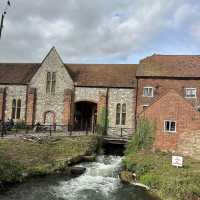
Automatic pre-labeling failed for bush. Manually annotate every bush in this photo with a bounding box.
[0,159,24,183]
[125,118,155,154]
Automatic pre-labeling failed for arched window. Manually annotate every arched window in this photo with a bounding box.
[115,103,127,125]
[116,103,121,125]
[11,99,16,119]
[16,99,21,119]
[121,103,126,125]
[46,72,56,95]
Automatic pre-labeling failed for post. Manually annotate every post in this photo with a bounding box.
[121,127,123,137]
[49,125,52,136]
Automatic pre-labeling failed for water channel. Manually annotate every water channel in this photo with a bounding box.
[0,155,158,200]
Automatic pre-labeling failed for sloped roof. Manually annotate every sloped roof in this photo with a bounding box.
[0,63,137,87]
[65,64,138,87]
[137,54,200,78]
[0,63,40,84]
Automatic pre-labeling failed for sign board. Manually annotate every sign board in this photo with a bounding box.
[172,156,183,167]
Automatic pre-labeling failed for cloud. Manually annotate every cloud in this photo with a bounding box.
[0,0,200,63]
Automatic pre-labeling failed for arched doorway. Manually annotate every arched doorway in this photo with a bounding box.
[43,111,55,125]
[74,101,97,132]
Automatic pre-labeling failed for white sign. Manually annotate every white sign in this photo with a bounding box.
[172,156,183,167]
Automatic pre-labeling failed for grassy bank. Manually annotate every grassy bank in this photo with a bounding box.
[0,136,98,189]
[123,151,200,200]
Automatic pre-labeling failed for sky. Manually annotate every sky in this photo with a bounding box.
[0,0,200,64]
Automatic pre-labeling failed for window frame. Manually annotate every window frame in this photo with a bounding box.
[115,103,127,126]
[164,120,176,133]
[143,87,154,97]
[121,103,126,125]
[185,88,197,98]
[46,71,56,96]
[143,104,149,110]
[116,103,121,125]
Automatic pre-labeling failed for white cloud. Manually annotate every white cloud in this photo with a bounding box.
[0,0,200,63]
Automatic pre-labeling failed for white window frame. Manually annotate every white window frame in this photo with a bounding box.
[143,104,149,110]
[143,87,154,97]
[185,88,197,98]
[164,120,176,133]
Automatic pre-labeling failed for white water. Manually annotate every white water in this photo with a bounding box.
[52,155,122,200]
[0,155,157,200]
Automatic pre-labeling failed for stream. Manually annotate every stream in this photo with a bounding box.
[0,155,158,200]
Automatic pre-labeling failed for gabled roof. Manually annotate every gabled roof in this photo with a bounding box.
[137,54,200,78]
[65,64,138,88]
[139,89,200,117]
[0,63,40,84]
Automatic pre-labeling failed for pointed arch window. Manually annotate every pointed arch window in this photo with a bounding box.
[121,104,126,125]
[16,99,21,119]
[11,99,16,119]
[11,99,21,119]
[116,103,121,125]
[46,72,56,95]
[116,103,127,125]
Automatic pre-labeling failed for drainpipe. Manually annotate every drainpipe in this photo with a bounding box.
[105,88,109,135]
[135,79,139,133]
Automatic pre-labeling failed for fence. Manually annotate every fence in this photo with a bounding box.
[0,123,133,138]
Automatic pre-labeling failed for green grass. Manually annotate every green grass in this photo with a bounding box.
[123,151,200,200]
[0,136,98,186]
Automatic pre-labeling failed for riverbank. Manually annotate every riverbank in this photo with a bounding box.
[123,151,200,200]
[0,135,98,190]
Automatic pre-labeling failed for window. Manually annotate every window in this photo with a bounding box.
[116,103,126,125]
[164,120,176,133]
[143,87,154,97]
[16,99,21,119]
[11,99,16,119]
[185,88,196,98]
[46,72,56,95]
[11,99,21,119]
[116,104,121,125]
[121,104,126,125]
[46,72,51,94]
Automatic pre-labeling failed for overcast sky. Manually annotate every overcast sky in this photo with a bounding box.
[0,0,200,63]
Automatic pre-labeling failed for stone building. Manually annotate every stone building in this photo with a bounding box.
[2,48,200,158]
[0,47,137,136]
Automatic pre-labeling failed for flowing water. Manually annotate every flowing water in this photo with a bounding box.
[0,156,158,200]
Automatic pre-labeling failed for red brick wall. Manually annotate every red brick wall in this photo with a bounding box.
[0,88,6,121]
[139,90,200,152]
[26,88,36,125]
[63,89,74,126]
[137,78,200,114]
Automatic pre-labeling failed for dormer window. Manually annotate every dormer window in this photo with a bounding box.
[143,87,154,97]
[46,72,56,95]
[185,88,196,98]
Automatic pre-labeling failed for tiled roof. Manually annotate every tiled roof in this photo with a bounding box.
[137,54,200,78]
[65,64,138,88]
[0,63,137,87]
[0,63,40,84]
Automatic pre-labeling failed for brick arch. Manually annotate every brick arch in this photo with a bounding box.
[43,110,56,125]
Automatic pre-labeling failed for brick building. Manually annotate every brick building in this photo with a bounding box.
[1,48,200,158]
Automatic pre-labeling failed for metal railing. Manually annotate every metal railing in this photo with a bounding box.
[0,123,133,138]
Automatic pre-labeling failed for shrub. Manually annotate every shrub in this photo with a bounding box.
[125,118,155,154]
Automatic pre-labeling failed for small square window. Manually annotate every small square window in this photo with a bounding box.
[164,120,176,133]
[185,88,196,98]
[143,87,154,97]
